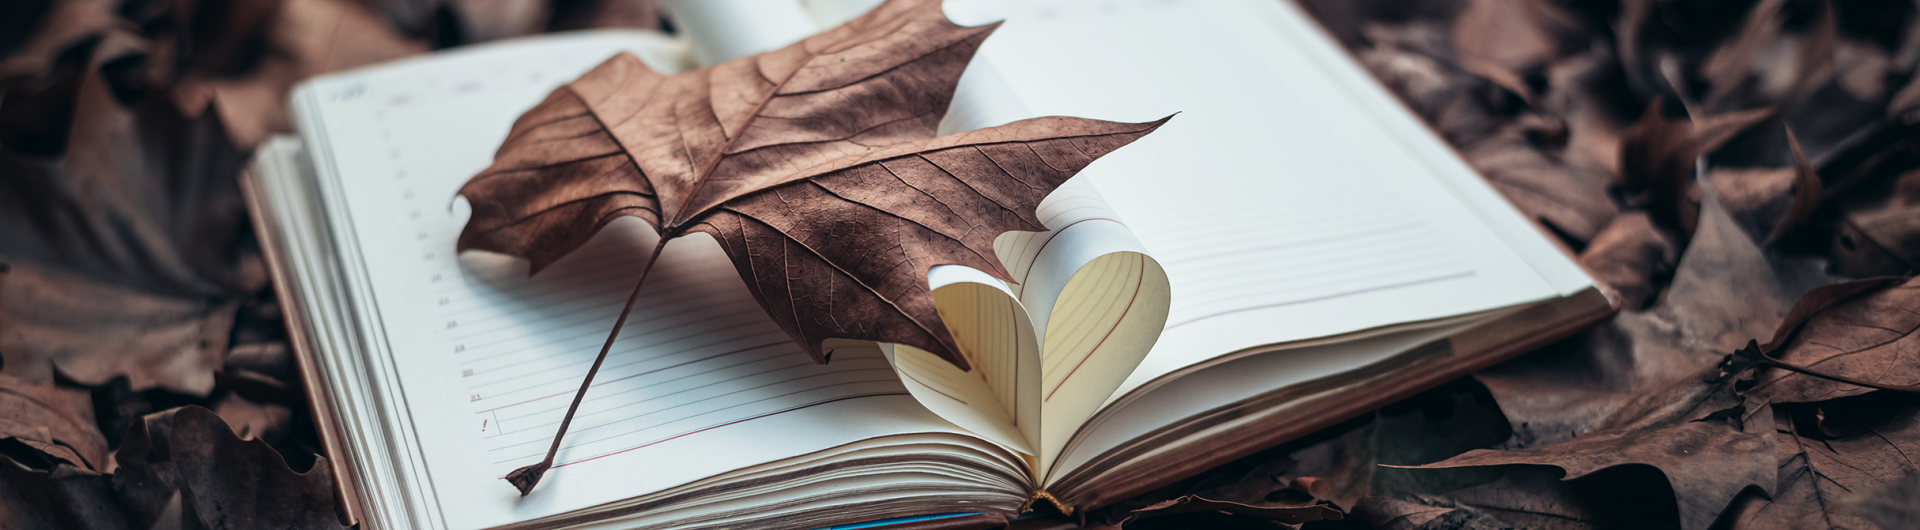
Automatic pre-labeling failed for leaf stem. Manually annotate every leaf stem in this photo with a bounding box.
[505,237,672,495]
[1740,340,1920,395]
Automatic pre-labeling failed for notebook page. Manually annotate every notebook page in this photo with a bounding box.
[795,0,1174,475]
[292,32,983,530]
[942,0,1586,396]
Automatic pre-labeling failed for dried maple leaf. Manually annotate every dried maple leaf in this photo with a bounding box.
[1477,192,1836,448]
[458,0,1161,367]
[1618,98,1773,239]
[1702,129,1820,248]
[457,0,1164,493]
[0,372,109,472]
[1845,470,1920,530]
[0,455,125,530]
[1116,496,1342,527]
[167,0,426,148]
[113,406,344,530]
[1450,0,1586,102]
[1721,403,1920,529]
[1401,369,1777,530]
[1748,276,1920,404]
[0,32,255,395]
[1576,211,1676,309]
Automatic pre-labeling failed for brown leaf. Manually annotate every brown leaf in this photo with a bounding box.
[440,0,550,43]
[1118,496,1341,527]
[1478,193,1836,448]
[0,456,128,530]
[1722,403,1920,529]
[1351,496,1518,530]
[546,0,658,32]
[1618,98,1773,238]
[456,0,1164,367]
[1845,471,1920,530]
[1352,496,1458,530]
[1749,276,1920,404]
[0,40,255,393]
[0,0,118,82]
[1697,0,1837,114]
[1400,390,1775,530]
[112,406,344,530]
[1438,466,1612,529]
[1829,167,1920,276]
[1450,0,1585,102]
[0,372,109,472]
[1577,211,1677,309]
[1465,125,1620,248]
[171,0,426,148]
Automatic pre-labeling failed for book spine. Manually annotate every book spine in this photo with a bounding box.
[240,157,366,527]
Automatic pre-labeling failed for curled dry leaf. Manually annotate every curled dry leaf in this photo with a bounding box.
[1464,125,1620,248]
[1829,167,1920,276]
[1701,130,1820,249]
[1844,471,1920,530]
[457,0,1165,367]
[0,372,109,473]
[169,0,427,148]
[0,456,127,530]
[1749,276,1920,404]
[1450,0,1585,102]
[1617,98,1773,239]
[0,0,117,83]
[1117,496,1342,527]
[0,34,255,394]
[1401,378,1776,530]
[112,406,343,530]
[1437,466,1613,529]
[1697,0,1837,114]
[1477,193,1834,448]
[1351,495,1517,530]
[1722,403,1920,529]
[546,0,659,32]
[1576,211,1676,309]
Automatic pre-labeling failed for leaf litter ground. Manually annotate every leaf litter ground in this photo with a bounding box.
[7,0,1920,528]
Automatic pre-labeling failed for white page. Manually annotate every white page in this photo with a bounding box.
[291,32,994,530]
[939,0,1588,396]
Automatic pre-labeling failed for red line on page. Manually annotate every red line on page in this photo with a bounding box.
[1045,254,1145,402]
[1016,217,1125,297]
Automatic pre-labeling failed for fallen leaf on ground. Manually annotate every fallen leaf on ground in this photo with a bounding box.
[1829,167,1920,276]
[1476,192,1833,448]
[0,38,254,393]
[1464,125,1620,248]
[456,0,1164,368]
[1402,374,1776,530]
[547,0,658,32]
[1352,495,1519,530]
[1722,400,1920,529]
[1577,211,1676,309]
[0,372,109,472]
[1844,470,1920,530]
[0,456,127,530]
[169,0,427,148]
[1450,0,1585,102]
[113,406,343,530]
[1117,496,1341,528]
[1749,276,1920,404]
[1617,98,1773,239]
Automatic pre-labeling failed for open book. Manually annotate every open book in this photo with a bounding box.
[242,0,1615,529]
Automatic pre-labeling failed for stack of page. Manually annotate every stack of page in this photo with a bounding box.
[241,0,1614,528]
